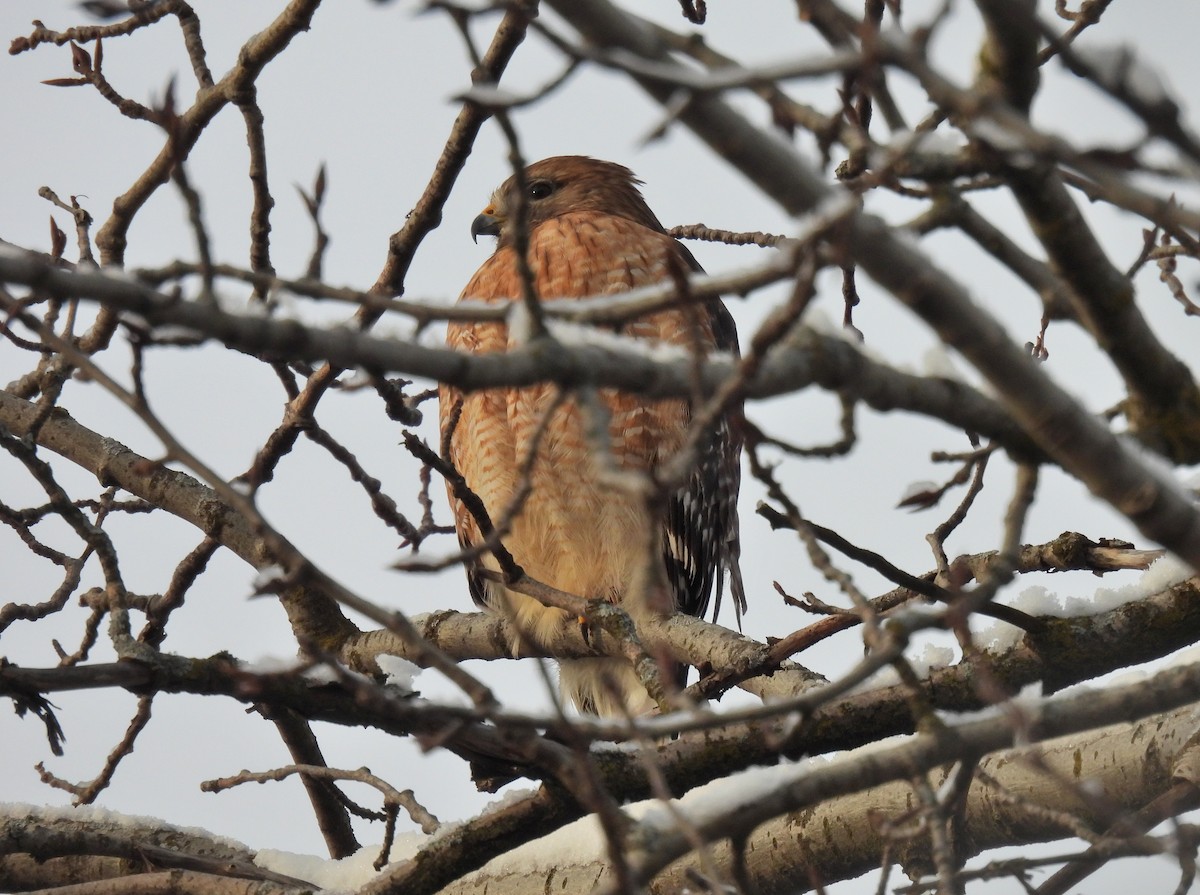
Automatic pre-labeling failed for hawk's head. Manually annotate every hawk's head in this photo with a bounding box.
[471,156,664,247]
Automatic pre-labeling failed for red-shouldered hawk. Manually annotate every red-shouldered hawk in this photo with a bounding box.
[440,156,743,716]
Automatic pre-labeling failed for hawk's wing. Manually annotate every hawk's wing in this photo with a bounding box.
[661,244,744,626]
[441,289,515,611]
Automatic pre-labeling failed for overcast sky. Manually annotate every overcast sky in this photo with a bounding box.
[3,2,1199,892]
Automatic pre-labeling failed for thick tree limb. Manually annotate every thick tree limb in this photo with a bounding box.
[0,251,1043,458]
[0,805,313,891]
[443,698,1200,895]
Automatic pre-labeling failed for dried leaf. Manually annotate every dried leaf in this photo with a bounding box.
[49,216,66,259]
[69,41,92,75]
[295,184,317,218]
[159,74,177,123]
[897,481,943,511]
[314,163,327,204]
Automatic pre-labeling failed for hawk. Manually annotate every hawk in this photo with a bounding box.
[440,156,743,716]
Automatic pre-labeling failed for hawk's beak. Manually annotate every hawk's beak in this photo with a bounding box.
[471,208,504,243]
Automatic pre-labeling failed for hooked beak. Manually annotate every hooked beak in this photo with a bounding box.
[470,209,504,243]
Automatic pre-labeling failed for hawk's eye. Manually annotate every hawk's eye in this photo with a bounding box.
[527,180,557,200]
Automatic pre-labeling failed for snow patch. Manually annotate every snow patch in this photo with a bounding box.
[256,833,425,891]
[970,119,1035,167]
[0,802,246,852]
[921,344,964,380]
[252,564,286,591]
[854,642,956,692]
[899,480,939,503]
[239,655,303,674]
[375,654,421,694]
[977,555,1195,651]
[238,655,340,685]
[1075,44,1169,107]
